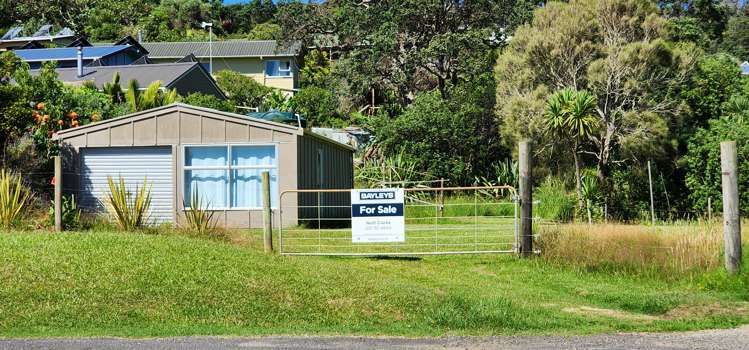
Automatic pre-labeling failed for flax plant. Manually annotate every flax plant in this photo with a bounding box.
[183,189,218,236]
[0,169,32,228]
[105,176,152,230]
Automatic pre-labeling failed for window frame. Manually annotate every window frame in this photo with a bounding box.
[264,59,293,78]
[182,143,279,210]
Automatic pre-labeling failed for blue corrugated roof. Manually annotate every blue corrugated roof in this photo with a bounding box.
[13,45,130,62]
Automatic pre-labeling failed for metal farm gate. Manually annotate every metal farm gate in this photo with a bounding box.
[278,186,519,256]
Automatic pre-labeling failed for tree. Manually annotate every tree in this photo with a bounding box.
[214,70,270,109]
[680,53,742,131]
[684,116,749,214]
[246,22,281,40]
[496,0,697,200]
[544,88,598,211]
[279,0,532,104]
[722,14,749,60]
[371,78,505,184]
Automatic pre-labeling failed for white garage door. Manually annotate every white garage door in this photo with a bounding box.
[80,147,173,224]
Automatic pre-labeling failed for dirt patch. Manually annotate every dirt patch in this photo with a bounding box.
[663,302,749,320]
[562,306,660,322]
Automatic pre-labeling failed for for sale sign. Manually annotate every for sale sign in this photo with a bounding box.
[351,188,405,243]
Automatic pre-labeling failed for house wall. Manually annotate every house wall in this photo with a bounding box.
[150,56,298,93]
[168,66,224,98]
[296,134,354,226]
[57,106,302,228]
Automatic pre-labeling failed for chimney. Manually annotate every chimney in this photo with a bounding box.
[76,46,83,77]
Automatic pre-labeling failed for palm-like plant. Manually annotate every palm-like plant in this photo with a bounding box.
[102,72,124,103]
[104,176,152,230]
[0,170,32,228]
[545,88,599,214]
[125,80,178,112]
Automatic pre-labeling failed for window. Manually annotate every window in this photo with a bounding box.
[184,145,277,209]
[265,60,292,77]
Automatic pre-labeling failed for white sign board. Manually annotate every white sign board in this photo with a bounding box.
[351,188,405,243]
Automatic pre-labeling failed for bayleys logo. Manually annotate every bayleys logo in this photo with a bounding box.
[359,191,395,200]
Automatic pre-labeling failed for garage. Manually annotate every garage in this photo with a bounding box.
[80,147,174,223]
[53,103,354,228]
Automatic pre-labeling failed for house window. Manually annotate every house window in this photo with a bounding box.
[184,145,278,209]
[265,60,292,77]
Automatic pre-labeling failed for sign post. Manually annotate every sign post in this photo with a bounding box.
[351,188,405,243]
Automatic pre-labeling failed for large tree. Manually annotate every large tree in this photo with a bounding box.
[496,0,697,200]
[279,0,534,104]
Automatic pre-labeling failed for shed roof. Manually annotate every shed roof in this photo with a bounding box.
[141,40,301,58]
[52,103,355,151]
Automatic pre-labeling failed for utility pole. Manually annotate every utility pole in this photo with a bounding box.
[720,141,741,274]
[519,140,533,257]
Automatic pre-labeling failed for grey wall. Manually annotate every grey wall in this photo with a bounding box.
[296,133,354,226]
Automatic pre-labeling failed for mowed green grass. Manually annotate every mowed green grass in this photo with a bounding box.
[0,230,748,338]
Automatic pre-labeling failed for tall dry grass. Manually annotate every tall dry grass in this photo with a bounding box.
[537,222,733,276]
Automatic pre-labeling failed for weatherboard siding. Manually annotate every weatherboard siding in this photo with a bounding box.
[57,105,305,228]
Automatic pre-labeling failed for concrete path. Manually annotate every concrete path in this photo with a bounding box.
[2,325,748,350]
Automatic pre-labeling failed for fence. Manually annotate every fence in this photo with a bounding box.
[278,186,519,256]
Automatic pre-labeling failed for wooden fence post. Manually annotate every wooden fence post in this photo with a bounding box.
[519,140,533,257]
[262,171,273,253]
[54,155,62,232]
[438,178,445,217]
[648,160,656,226]
[720,141,741,274]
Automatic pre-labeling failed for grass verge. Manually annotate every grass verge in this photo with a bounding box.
[0,230,747,338]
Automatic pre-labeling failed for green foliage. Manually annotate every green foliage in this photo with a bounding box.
[180,93,235,112]
[722,14,749,60]
[102,72,125,104]
[371,84,504,185]
[263,89,293,112]
[534,176,575,222]
[104,176,153,231]
[246,22,281,40]
[183,189,218,237]
[125,80,178,112]
[684,117,749,214]
[355,150,420,188]
[496,0,696,217]
[291,87,341,127]
[300,49,334,88]
[141,0,218,41]
[681,53,743,130]
[215,70,270,108]
[0,169,32,228]
[48,195,81,230]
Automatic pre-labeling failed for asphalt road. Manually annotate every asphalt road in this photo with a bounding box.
[2,325,749,350]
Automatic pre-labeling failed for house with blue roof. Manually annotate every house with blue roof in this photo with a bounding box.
[13,44,148,69]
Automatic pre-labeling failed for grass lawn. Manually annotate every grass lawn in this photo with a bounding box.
[0,230,748,338]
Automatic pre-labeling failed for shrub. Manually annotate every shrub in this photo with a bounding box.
[215,70,270,108]
[47,194,81,230]
[104,176,152,230]
[534,176,575,222]
[181,93,235,112]
[0,169,32,228]
[183,189,218,237]
[291,87,342,127]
